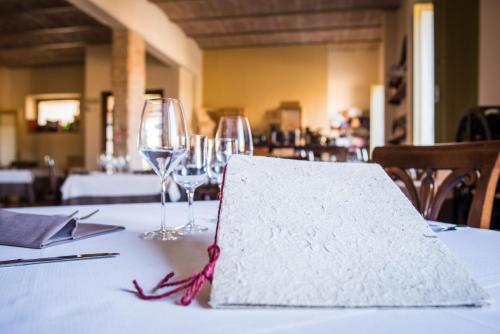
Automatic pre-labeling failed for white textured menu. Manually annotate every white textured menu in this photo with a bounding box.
[209,156,489,308]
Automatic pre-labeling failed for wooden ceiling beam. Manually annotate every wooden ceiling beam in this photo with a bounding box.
[187,23,381,38]
[0,6,78,19]
[168,7,386,23]
[0,42,86,55]
[154,0,203,2]
[153,0,400,21]
[0,56,84,67]
[196,25,381,49]
[0,1,109,66]
[202,38,382,50]
[0,26,108,43]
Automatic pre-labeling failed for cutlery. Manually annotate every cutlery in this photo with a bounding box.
[0,252,119,268]
[67,209,100,221]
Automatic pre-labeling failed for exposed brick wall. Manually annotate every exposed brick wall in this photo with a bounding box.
[111,29,145,168]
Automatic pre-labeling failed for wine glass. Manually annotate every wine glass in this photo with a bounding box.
[208,138,238,189]
[138,98,188,241]
[215,116,253,155]
[173,135,209,234]
[98,153,114,175]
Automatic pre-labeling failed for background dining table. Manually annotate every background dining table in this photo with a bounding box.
[60,172,181,204]
[0,169,35,203]
[0,201,499,334]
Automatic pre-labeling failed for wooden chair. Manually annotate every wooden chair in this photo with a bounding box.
[372,141,500,229]
[455,105,500,141]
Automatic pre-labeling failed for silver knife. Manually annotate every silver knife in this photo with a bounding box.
[0,253,120,268]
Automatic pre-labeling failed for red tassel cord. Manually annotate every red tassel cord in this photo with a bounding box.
[133,166,227,305]
[133,244,220,305]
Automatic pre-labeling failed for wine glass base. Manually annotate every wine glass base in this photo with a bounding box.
[139,229,180,241]
[175,223,208,235]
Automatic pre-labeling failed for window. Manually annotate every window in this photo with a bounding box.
[36,99,80,131]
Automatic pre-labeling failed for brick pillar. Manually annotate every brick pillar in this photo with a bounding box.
[111,29,145,169]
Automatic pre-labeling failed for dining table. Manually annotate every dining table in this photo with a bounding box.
[0,201,499,334]
[60,172,181,204]
[0,169,34,203]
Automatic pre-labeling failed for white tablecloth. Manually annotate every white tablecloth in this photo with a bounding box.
[60,172,181,201]
[0,170,33,184]
[0,201,499,334]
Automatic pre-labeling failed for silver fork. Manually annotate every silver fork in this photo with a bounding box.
[67,209,100,221]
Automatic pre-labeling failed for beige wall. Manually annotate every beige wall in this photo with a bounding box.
[203,45,329,131]
[327,45,382,117]
[0,45,178,171]
[479,0,500,105]
[0,65,84,170]
[178,67,196,129]
[147,59,179,97]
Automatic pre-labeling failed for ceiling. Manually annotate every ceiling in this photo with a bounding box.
[0,0,402,67]
[151,0,401,49]
[0,0,111,67]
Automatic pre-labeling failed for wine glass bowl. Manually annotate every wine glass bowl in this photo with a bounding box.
[215,116,253,156]
[138,98,188,241]
[207,138,238,189]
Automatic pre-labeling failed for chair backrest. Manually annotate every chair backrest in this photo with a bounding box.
[455,105,500,141]
[372,141,500,229]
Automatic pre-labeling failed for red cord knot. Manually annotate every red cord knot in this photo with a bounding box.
[132,244,221,305]
[204,244,220,279]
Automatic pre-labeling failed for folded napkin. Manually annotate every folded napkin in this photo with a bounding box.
[0,210,124,249]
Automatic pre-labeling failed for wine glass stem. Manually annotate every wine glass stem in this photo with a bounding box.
[187,189,195,228]
[160,179,167,233]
